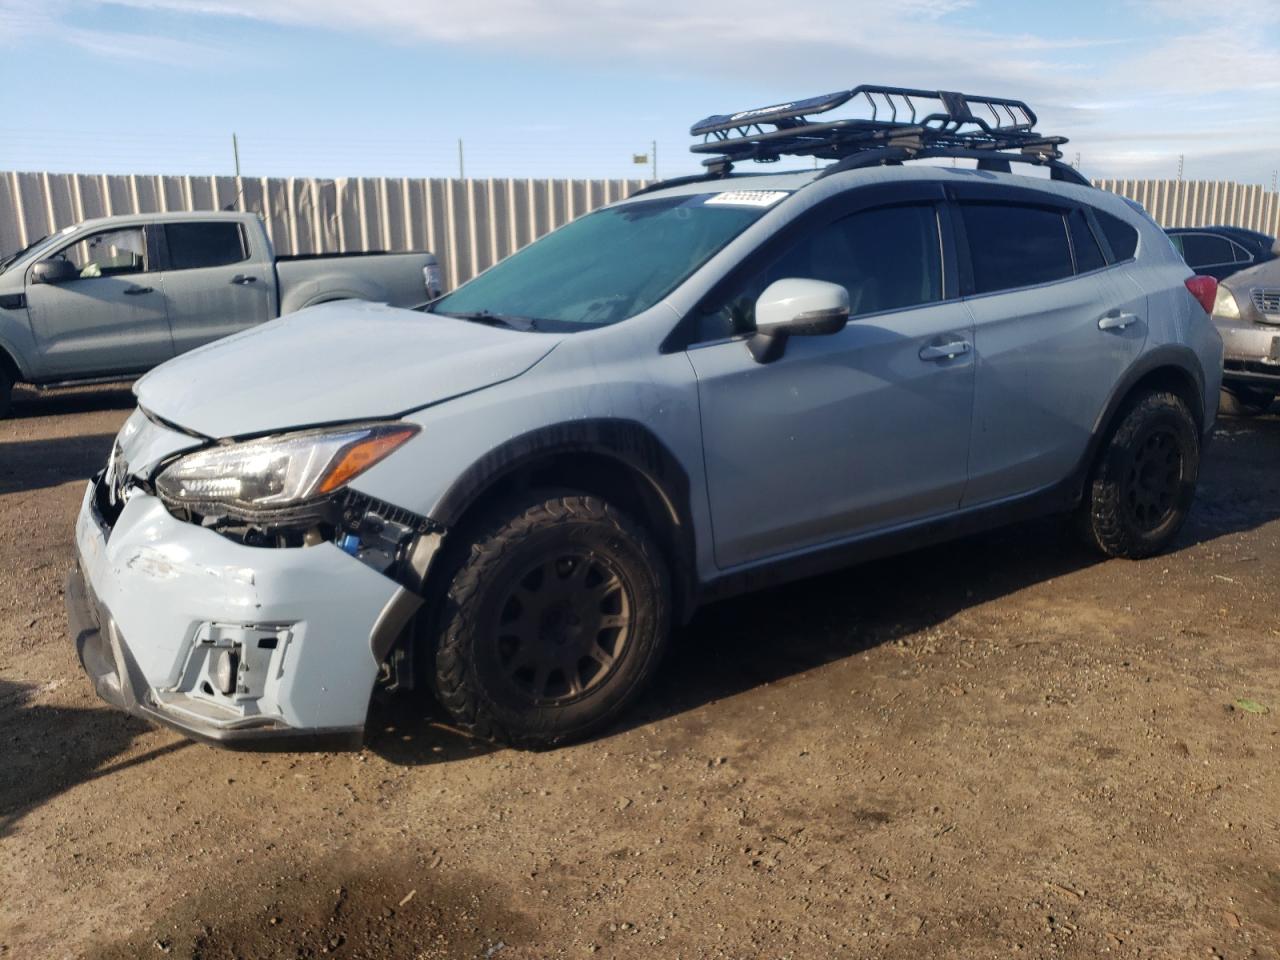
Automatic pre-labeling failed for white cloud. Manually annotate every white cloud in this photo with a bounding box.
[1,0,1276,181]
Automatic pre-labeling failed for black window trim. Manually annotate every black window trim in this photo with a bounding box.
[666,181,955,352]
[157,220,250,272]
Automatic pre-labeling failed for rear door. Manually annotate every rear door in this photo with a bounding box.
[686,185,976,569]
[953,184,1148,506]
[24,224,173,378]
[160,220,272,355]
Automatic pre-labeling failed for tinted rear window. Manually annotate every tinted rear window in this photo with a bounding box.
[1095,210,1139,261]
[165,222,248,270]
[961,203,1073,294]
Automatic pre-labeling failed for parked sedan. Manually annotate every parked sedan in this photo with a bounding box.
[1166,225,1277,281]
[1211,252,1280,415]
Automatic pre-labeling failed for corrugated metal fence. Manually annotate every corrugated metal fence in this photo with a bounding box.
[3,171,1277,289]
[1094,179,1280,236]
[0,172,648,291]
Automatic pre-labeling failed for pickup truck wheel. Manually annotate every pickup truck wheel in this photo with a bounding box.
[1218,385,1274,418]
[0,368,12,419]
[1077,390,1199,559]
[432,492,671,749]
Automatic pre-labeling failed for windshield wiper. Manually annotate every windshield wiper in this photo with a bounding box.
[433,309,540,331]
[0,235,47,274]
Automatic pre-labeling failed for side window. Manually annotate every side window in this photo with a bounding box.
[1230,240,1253,264]
[961,202,1073,294]
[165,222,248,270]
[1179,233,1235,269]
[701,203,942,339]
[1068,209,1106,273]
[57,227,147,279]
[1094,210,1139,261]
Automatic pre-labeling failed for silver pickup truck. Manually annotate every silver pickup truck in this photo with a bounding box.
[0,210,442,416]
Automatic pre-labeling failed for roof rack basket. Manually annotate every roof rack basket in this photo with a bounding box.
[688,84,1086,184]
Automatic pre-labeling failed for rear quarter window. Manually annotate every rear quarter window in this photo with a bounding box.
[1094,210,1139,262]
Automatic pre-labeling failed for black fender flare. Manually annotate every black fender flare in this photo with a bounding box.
[1067,344,1207,502]
[432,418,699,618]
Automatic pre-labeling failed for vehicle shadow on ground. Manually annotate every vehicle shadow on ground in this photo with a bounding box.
[0,433,114,494]
[0,679,190,838]
[9,384,135,419]
[364,694,499,766]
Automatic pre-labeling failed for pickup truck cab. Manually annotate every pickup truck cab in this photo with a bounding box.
[0,211,441,415]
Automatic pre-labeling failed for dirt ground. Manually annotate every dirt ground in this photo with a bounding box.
[1,383,1277,960]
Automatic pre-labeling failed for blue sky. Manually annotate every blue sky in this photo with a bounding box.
[0,0,1277,184]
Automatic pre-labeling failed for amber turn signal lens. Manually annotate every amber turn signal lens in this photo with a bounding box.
[317,427,418,494]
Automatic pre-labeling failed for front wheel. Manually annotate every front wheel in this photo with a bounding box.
[431,492,671,748]
[1076,391,1200,559]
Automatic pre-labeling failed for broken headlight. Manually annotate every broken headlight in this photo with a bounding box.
[154,422,419,518]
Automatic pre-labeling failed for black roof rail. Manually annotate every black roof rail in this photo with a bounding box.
[690,84,1084,183]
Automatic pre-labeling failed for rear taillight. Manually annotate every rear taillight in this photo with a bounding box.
[1185,275,1217,314]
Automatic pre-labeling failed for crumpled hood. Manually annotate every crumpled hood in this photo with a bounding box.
[135,301,563,438]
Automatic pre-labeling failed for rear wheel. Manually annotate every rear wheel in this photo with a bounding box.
[1218,385,1274,418]
[1077,390,1200,559]
[0,367,11,419]
[431,492,671,748]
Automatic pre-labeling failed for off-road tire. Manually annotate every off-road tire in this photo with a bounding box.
[1218,385,1273,418]
[1077,390,1199,559]
[432,492,671,749]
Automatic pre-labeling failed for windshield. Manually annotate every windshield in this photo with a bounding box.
[429,191,784,329]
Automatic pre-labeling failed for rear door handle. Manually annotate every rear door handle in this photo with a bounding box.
[1098,312,1139,331]
[230,274,258,285]
[123,285,153,295]
[919,340,971,362]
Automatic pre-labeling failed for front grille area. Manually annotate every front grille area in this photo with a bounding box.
[1251,288,1280,315]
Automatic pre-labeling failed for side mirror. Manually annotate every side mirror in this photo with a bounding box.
[749,278,850,363]
[31,258,79,285]
[1272,237,1280,257]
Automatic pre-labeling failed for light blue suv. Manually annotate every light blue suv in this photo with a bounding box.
[67,87,1223,749]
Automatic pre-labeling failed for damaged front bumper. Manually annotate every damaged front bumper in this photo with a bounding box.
[67,479,426,748]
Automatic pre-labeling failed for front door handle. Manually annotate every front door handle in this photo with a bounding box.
[230,274,258,285]
[1098,312,1139,331]
[123,285,153,295]
[919,340,971,362]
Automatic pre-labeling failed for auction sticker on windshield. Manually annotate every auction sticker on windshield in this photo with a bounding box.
[704,191,790,207]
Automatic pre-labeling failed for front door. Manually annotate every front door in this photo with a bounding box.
[25,225,173,379]
[686,197,975,570]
